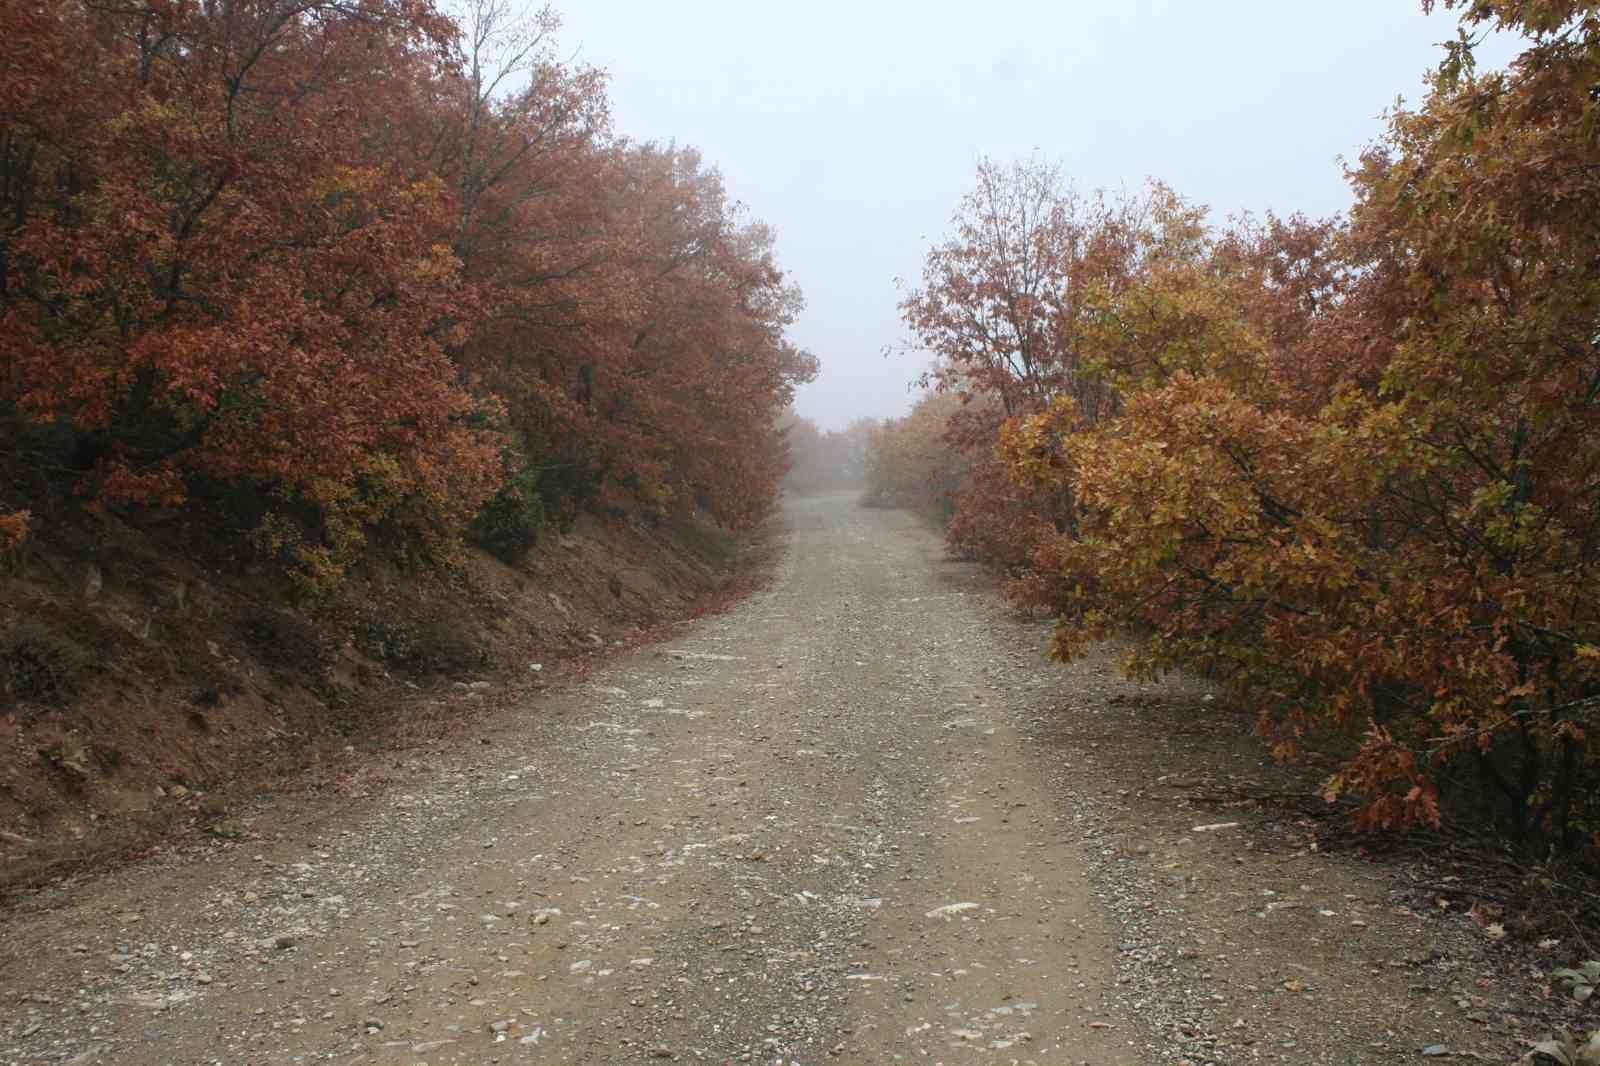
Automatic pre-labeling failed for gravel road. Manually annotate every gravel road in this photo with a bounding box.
[0,493,1522,1065]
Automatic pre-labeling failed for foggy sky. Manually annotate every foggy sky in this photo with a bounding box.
[554,2,1519,431]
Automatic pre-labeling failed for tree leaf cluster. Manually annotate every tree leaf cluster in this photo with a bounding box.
[878,4,1600,854]
[0,0,816,586]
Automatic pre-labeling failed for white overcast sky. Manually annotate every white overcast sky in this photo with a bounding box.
[553,1,1519,430]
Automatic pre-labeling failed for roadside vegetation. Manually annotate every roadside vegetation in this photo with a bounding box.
[868,0,1600,867]
[0,0,814,882]
[0,0,816,593]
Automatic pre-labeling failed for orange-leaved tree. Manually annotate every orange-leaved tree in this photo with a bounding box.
[1,0,504,586]
[991,1,1600,849]
[894,158,1191,573]
[2,0,814,583]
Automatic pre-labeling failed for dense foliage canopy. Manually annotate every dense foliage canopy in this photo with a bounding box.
[871,1,1600,853]
[0,0,816,585]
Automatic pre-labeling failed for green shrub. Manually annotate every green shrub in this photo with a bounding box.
[470,444,546,562]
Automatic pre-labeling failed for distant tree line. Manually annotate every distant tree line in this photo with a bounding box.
[779,411,876,496]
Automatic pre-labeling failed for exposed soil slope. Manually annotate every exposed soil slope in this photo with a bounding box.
[2,504,757,889]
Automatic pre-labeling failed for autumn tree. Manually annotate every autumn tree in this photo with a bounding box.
[895,160,1186,570]
[1,0,813,583]
[983,2,1600,849]
[1,0,506,586]
[900,157,1152,422]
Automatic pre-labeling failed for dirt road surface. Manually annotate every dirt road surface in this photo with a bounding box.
[1,494,1519,1065]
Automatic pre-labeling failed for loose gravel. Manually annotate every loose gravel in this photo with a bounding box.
[0,493,1524,1065]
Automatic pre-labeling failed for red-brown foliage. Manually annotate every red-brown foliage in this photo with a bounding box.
[1,0,814,585]
[878,6,1600,854]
